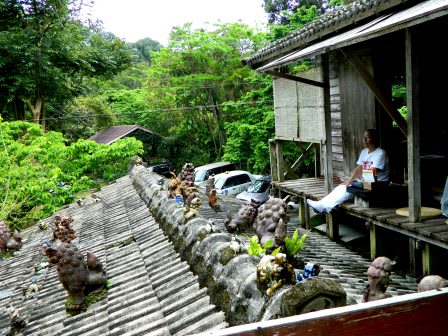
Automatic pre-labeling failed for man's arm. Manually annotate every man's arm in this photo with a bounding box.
[341,165,362,185]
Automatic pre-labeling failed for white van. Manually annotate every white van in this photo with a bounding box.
[213,170,261,196]
[194,162,236,186]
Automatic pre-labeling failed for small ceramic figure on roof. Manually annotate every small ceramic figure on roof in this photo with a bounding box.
[53,215,76,243]
[44,243,107,310]
[362,256,392,302]
[418,275,448,292]
[0,221,22,252]
[256,253,296,296]
[224,198,260,233]
[208,189,222,212]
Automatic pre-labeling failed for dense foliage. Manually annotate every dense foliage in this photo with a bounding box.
[0,119,143,230]
[0,0,329,230]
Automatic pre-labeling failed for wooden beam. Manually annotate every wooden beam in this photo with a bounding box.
[290,143,314,172]
[405,28,422,223]
[265,70,329,88]
[341,47,408,137]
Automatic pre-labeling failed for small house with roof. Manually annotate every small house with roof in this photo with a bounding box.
[89,125,167,162]
[244,0,448,278]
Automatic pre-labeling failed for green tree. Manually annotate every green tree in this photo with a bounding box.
[145,22,268,167]
[0,119,143,230]
[0,0,134,126]
[131,37,163,64]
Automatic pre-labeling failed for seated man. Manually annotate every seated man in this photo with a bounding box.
[307,129,389,213]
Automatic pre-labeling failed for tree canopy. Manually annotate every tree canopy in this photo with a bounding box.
[0,0,134,125]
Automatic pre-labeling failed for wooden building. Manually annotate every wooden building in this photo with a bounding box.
[244,0,448,277]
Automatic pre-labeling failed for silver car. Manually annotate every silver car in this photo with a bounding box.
[236,175,271,204]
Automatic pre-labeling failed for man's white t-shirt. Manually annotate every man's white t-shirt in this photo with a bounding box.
[356,147,389,182]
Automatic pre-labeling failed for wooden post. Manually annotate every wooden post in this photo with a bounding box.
[408,238,422,278]
[369,222,377,260]
[321,54,333,193]
[314,142,321,177]
[405,28,422,223]
[276,140,285,182]
[326,213,338,241]
[269,139,278,182]
[421,242,431,276]
[299,198,307,228]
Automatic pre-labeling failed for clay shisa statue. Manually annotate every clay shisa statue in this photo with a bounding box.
[208,189,222,212]
[418,275,448,292]
[168,172,182,198]
[0,221,22,252]
[184,197,201,223]
[184,187,198,208]
[53,215,76,243]
[44,242,107,309]
[179,163,195,183]
[205,175,215,196]
[256,252,297,295]
[255,197,288,250]
[362,256,392,302]
[225,198,261,233]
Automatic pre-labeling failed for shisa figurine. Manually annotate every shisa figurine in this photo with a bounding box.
[205,175,215,196]
[256,253,297,295]
[44,242,107,309]
[179,163,195,183]
[208,189,222,212]
[184,198,201,223]
[362,256,392,302]
[168,172,182,198]
[0,221,22,252]
[184,187,198,208]
[418,275,448,292]
[255,197,288,245]
[224,198,261,233]
[53,215,76,243]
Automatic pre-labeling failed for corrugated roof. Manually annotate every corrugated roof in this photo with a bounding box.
[257,0,448,71]
[89,125,160,145]
[243,0,412,68]
[0,177,227,336]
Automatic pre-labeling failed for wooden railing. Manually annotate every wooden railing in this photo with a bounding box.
[194,288,448,336]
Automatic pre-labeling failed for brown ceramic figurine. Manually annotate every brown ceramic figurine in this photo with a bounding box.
[256,253,297,295]
[0,221,22,252]
[362,256,392,302]
[255,197,288,245]
[418,275,448,292]
[179,163,195,182]
[224,198,261,233]
[44,243,107,309]
[53,215,76,243]
[208,189,222,212]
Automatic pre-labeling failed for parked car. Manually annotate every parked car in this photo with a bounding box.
[194,162,236,186]
[212,170,262,196]
[236,175,272,204]
[147,162,174,178]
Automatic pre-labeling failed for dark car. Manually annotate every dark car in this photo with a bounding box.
[236,175,272,204]
[147,162,174,178]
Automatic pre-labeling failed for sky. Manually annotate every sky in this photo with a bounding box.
[83,0,268,46]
